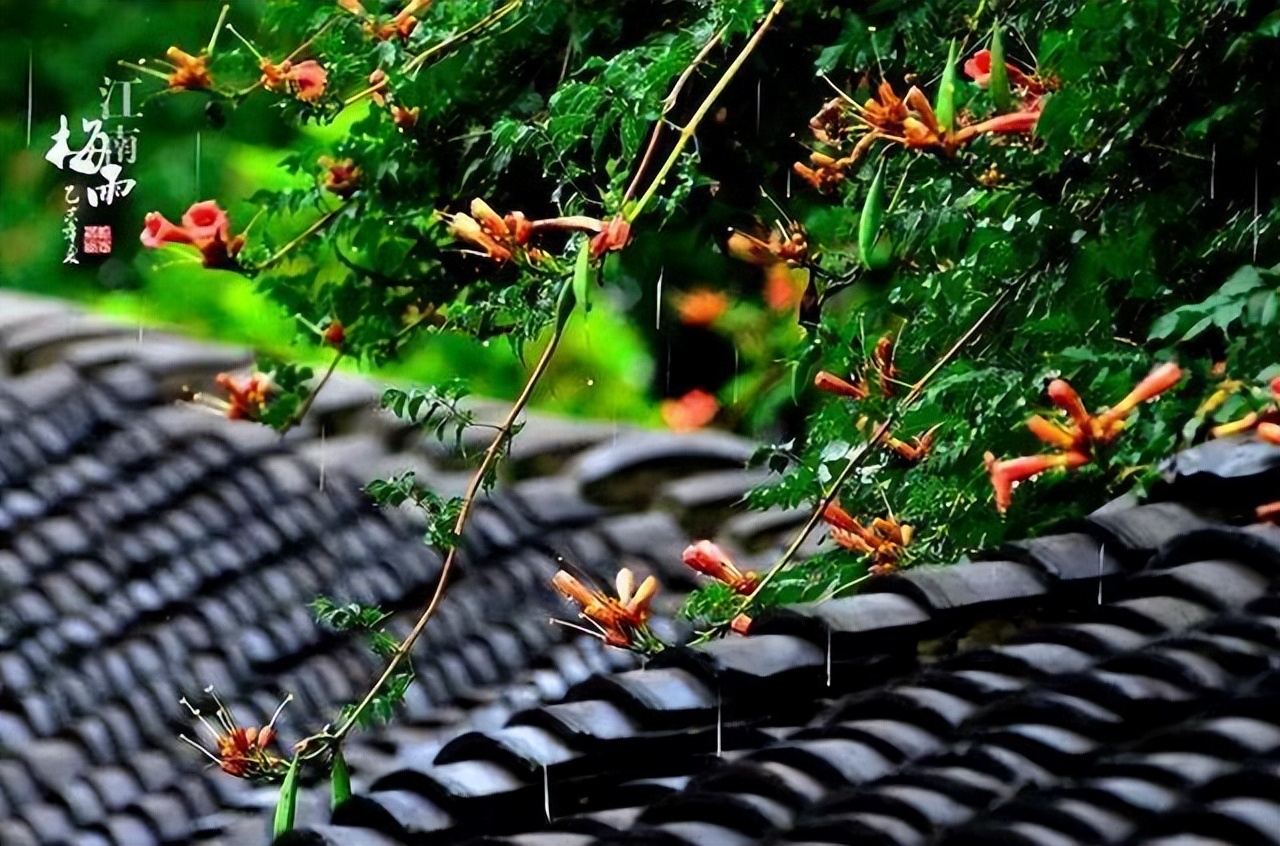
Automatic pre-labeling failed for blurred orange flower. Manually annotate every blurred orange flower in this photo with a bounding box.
[675,289,728,327]
[661,389,719,431]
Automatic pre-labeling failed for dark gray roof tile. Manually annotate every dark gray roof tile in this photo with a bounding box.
[1086,502,1214,558]
[689,634,824,681]
[623,820,752,846]
[1159,436,1280,509]
[751,739,896,788]
[797,718,942,763]
[1127,559,1271,611]
[17,803,76,846]
[1206,798,1280,845]
[330,789,454,840]
[755,592,931,650]
[509,700,642,746]
[436,726,579,773]
[566,668,716,723]
[574,430,752,504]
[275,823,406,846]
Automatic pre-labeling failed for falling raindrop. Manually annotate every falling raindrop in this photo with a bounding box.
[715,689,722,758]
[655,267,664,330]
[826,627,832,687]
[786,166,792,199]
[195,132,201,195]
[543,764,551,822]
[1252,167,1259,262]
[1209,144,1216,200]
[732,348,740,404]
[586,378,594,387]
[1097,543,1106,605]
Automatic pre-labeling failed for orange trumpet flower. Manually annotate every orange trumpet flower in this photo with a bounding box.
[814,370,869,400]
[985,450,1090,514]
[682,541,759,595]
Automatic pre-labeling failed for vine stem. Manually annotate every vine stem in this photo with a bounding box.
[620,23,728,207]
[330,290,571,741]
[276,350,345,436]
[404,0,523,75]
[726,288,1013,620]
[626,0,787,223]
[257,206,344,270]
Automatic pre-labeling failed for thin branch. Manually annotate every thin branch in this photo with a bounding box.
[257,206,345,270]
[276,351,345,436]
[284,15,338,63]
[403,0,523,75]
[528,215,606,235]
[727,288,1013,617]
[626,0,787,223]
[621,24,728,206]
[330,288,571,740]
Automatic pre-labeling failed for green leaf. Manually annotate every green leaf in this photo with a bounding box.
[273,755,301,838]
[935,40,960,134]
[1148,310,1183,341]
[989,25,1014,112]
[1260,290,1280,326]
[330,750,351,811]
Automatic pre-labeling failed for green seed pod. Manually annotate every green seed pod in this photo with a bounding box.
[859,159,890,270]
[935,40,960,135]
[989,24,1014,113]
[572,236,592,315]
[330,749,351,811]
[273,755,301,838]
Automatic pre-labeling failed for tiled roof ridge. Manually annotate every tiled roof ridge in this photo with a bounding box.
[3,290,1279,846]
[0,291,746,846]
[274,446,1280,842]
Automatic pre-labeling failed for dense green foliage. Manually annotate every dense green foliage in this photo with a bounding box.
[43,0,1278,619]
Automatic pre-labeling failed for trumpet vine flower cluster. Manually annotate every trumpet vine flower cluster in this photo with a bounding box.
[813,335,938,464]
[197,372,275,421]
[821,502,913,574]
[796,45,1048,191]
[725,223,810,312]
[1208,375,1280,446]
[985,362,1184,513]
[446,199,633,265]
[180,688,291,779]
[551,568,660,651]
